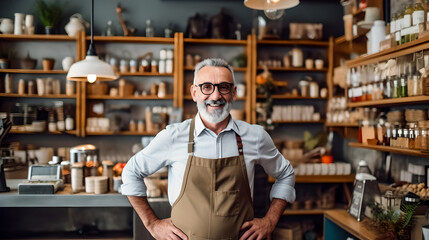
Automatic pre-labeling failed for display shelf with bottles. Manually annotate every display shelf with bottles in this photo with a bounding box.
[349,142,429,157]
[80,33,179,137]
[0,33,83,136]
[180,34,253,122]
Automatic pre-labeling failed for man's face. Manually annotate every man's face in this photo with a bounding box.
[191,66,236,123]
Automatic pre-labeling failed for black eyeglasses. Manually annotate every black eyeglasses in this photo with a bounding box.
[195,82,234,95]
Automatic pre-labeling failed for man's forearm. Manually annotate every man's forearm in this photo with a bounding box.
[264,198,287,229]
[127,196,160,229]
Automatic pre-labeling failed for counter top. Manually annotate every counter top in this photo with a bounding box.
[324,209,390,240]
[0,184,168,208]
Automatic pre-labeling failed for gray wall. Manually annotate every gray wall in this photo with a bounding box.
[1,0,343,39]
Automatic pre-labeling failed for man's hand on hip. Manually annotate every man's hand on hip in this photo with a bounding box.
[239,217,275,240]
[147,218,188,240]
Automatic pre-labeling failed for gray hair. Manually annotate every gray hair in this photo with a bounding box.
[193,58,235,85]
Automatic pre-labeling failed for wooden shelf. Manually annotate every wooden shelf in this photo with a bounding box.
[87,94,174,100]
[257,95,327,100]
[119,72,173,76]
[86,131,157,136]
[184,38,247,45]
[0,93,76,99]
[257,66,328,72]
[284,206,348,215]
[10,130,77,135]
[349,142,429,157]
[272,120,325,124]
[184,66,247,72]
[257,39,329,47]
[325,122,359,127]
[0,69,67,74]
[269,174,355,183]
[346,35,429,67]
[346,96,429,108]
[89,36,174,44]
[0,34,77,41]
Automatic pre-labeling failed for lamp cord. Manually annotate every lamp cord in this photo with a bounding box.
[87,0,97,56]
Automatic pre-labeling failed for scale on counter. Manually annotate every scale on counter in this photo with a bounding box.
[18,165,64,194]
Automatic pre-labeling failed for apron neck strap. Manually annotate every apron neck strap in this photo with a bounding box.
[188,117,243,156]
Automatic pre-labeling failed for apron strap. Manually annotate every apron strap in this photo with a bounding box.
[188,116,243,155]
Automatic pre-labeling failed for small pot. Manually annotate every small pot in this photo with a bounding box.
[44,26,55,35]
[42,59,55,71]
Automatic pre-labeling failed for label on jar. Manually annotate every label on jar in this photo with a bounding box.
[390,19,396,33]
[395,31,401,41]
[403,14,412,28]
[396,17,402,31]
[413,10,424,25]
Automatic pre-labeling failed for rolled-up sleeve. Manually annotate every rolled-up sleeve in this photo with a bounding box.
[121,127,172,196]
[257,129,296,203]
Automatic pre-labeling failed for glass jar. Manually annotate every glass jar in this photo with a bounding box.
[398,75,408,97]
[384,124,391,146]
[392,77,399,98]
[421,128,428,150]
[402,4,414,44]
[395,12,402,45]
[408,124,415,149]
[391,125,398,147]
[414,126,421,149]
[384,77,392,98]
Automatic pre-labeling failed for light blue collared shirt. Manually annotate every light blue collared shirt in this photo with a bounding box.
[121,114,296,205]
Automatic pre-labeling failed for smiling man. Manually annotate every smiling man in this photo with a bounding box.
[121,58,295,240]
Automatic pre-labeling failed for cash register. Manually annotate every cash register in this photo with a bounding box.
[18,165,64,194]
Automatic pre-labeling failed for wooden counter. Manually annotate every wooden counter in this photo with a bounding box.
[324,209,390,240]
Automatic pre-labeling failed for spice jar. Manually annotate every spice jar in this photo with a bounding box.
[408,124,415,149]
[140,59,150,72]
[129,119,136,132]
[414,126,421,149]
[398,75,408,97]
[119,59,129,73]
[71,162,84,193]
[390,125,398,147]
[130,59,138,73]
[421,127,428,150]
[151,60,158,73]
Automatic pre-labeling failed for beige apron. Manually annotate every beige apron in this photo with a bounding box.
[171,118,254,240]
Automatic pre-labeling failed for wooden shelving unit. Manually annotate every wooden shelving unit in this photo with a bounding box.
[87,94,174,100]
[184,38,247,45]
[325,122,359,127]
[347,96,429,108]
[0,93,76,99]
[257,95,327,100]
[0,34,77,41]
[89,35,174,44]
[349,142,429,157]
[10,130,77,135]
[0,69,67,74]
[256,66,328,72]
[257,39,329,46]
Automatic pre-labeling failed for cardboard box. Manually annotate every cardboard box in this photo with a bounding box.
[271,223,302,240]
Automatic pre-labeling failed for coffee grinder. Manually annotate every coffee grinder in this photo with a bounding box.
[0,118,12,192]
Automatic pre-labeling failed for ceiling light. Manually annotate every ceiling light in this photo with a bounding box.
[66,0,118,83]
[244,0,299,20]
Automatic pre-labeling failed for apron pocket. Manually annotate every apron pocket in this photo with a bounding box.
[214,190,240,217]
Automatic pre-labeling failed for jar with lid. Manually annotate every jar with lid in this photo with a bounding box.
[402,4,414,44]
[85,155,99,177]
[384,76,392,98]
[158,59,166,74]
[119,59,129,73]
[159,49,167,60]
[395,12,402,45]
[129,119,136,132]
[407,63,417,96]
[61,161,71,184]
[408,124,415,149]
[384,124,391,146]
[71,162,84,193]
[413,3,425,40]
[414,126,421,149]
[129,59,138,73]
[420,127,428,150]
[151,60,158,73]
[140,59,150,72]
[390,125,398,147]
[391,76,399,98]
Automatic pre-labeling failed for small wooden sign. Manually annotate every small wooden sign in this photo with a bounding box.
[348,179,380,221]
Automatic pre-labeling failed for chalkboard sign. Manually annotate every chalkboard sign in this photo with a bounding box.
[348,179,380,221]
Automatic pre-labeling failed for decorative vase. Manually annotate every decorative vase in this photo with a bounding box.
[0,18,14,34]
[62,56,74,71]
[21,52,37,69]
[42,59,55,71]
[14,13,24,35]
[65,13,87,37]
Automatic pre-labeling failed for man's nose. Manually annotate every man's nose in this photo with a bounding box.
[209,86,222,100]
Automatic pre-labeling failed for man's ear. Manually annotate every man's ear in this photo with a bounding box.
[191,84,197,102]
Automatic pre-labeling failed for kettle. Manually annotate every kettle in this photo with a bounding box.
[65,13,89,37]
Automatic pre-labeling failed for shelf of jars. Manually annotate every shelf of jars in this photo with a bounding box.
[272,120,326,124]
[0,34,78,41]
[183,38,248,45]
[347,96,429,108]
[349,142,429,158]
[86,94,174,100]
[256,66,328,72]
[10,130,77,135]
[325,122,359,127]
[257,39,329,47]
[88,36,175,44]
[346,35,429,68]
[0,69,67,74]
[0,93,76,99]
[257,94,327,100]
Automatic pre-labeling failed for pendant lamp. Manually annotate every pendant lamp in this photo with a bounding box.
[244,0,299,20]
[66,0,118,83]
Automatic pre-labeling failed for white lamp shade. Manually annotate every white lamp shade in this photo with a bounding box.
[244,0,299,10]
[66,56,118,82]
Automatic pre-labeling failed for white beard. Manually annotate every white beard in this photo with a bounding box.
[197,98,232,123]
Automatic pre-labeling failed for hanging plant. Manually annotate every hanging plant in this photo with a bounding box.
[35,0,63,27]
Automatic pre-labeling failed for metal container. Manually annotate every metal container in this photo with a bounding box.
[70,144,99,165]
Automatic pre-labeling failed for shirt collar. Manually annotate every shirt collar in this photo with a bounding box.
[194,113,239,137]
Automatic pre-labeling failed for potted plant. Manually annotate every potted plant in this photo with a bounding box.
[35,0,63,34]
[42,57,55,71]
